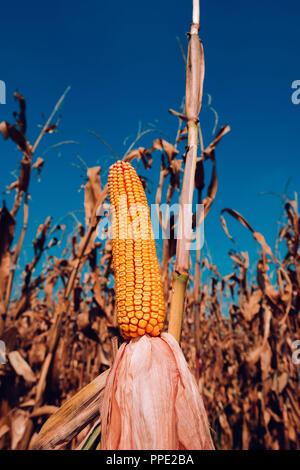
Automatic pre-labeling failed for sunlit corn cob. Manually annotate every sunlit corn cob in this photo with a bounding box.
[108,160,165,340]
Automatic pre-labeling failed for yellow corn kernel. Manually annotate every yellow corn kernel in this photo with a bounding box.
[108,160,165,339]
[146,324,153,334]
[138,319,147,329]
[135,311,143,319]
[129,324,137,332]
[152,325,160,336]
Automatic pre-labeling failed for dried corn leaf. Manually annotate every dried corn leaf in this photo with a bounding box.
[8,351,36,384]
[33,369,108,449]
[10,409,29,450]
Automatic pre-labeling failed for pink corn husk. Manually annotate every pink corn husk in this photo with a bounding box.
[100,332,214,450]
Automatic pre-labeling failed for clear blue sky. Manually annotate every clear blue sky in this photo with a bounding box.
[0,0,299,285]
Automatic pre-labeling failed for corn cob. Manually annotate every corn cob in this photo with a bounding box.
[108,160,165,340]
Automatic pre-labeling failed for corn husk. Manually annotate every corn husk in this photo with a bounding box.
[100,333,214,450]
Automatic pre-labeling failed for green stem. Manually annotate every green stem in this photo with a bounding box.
[168,272,189,342]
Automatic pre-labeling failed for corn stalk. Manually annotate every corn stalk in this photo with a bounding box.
[168,0,205,342]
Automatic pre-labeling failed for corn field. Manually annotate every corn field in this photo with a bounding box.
[0,90,299,450]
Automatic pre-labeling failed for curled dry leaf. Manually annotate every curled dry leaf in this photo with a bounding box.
[246,307,272,364]
[125,147,152,169]
[30,406,59,418]
[8,351,36,384]
[10,409,29,450]
[0,424,9,440]
[272,372,289,394]
[221,208,254,233]
[152,138,178,163]
[0,204,15,313]
[84,166,102,227]
[32,157,44,174]
[219,412,233,446]
[240,290,262,322]
[0,121,8,140]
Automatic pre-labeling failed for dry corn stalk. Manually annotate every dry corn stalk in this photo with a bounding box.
[169,0,205,342]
